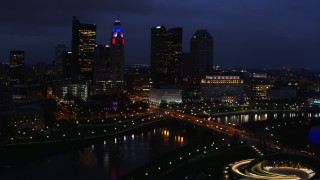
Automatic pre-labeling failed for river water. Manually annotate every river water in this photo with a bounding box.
[0,125,196,180]
[214,111,320,125]
[1,111,320,180]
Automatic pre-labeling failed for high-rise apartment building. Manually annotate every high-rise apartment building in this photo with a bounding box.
[71,16,96,80]
[150,26,182,88]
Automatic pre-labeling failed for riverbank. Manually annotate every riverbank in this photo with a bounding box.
[0,118,168,167]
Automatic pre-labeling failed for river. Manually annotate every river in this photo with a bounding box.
[0,123,203,180]
[1,111,320,180]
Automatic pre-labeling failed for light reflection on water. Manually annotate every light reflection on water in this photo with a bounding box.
[3,112,320,180]
[0,127,189,180]
[212,112,320,126]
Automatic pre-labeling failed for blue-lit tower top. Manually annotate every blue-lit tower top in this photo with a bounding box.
[111,19,124,45]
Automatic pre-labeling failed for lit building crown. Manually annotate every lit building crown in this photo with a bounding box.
[111,19,124,45]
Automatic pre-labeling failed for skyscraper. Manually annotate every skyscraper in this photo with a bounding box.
[150,26,182,88]
[189,30,214,77]
[93,45,112,94]
[110,18,125,92]
[71,16,96,80]
[54,45,68,76]
[182,30,214,102]
[62,51,73,78]
[94,45,111,66]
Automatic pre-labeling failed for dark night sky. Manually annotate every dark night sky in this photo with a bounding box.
[0,0,320,69]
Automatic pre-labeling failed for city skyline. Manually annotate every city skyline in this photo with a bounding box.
[1,0,320,68]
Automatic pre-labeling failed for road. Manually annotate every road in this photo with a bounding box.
[165,110,261,144]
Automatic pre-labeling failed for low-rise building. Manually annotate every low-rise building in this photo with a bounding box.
[149,88,182,105]
[200,75,244,103]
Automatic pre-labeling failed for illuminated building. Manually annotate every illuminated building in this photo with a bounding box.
[94,45,111,66]
[47,87,53,98]
[10,51,25,68]
[10,51,25,83]
[229,154,320,179]
[149,88,182,105]
[87,94,129,112]
[110,18,125,92]
[201,75,244,103]
[247,72,274,100]
[11,84,43,103]
[0,103,44,132]
[93,66,113,94]
[72,16,96,80]
[252,84,273,100]
[125,65,151,101]
[252,73,267,79]
[150,26,182,88]
[56,83,89,101]
[93,45,113,94]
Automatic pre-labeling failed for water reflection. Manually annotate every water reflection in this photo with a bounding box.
[77,148,95,168]
[0,127,191,180]
[161,129,185,146]
[174,136,184,145]
[210,112,320,126]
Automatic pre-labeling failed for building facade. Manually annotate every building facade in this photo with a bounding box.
[150,26,183,88]
[110,18,125,92]
[71,16,96,80]
[125,65,151,101]
[10,51,25,83]
[201,75,244,103]
[189,30,214,77]
[54,45,68,76]
[149,88,182,105]
[183,30,214,102]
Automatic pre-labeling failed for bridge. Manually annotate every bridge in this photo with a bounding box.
[163,110,264,144]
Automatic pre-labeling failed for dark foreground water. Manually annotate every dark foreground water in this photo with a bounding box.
[2,111,320,180]
[0,126,198,180]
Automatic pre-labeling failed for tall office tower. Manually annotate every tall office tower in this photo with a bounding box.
[189,29,214,77]
[94,45,111,66]
[54,45,68,76]
[10,51,25,83]
[110,18,125,92]
[93,44,112,94]
[62,51,73,78]
[71,16,96,80]
[150,26,182,88]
